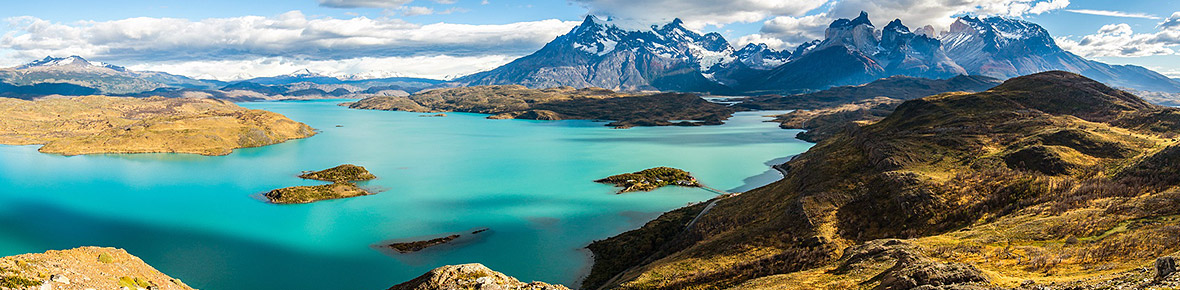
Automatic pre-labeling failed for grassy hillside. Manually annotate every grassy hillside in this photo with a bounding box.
[0,96,316,155]
[585,71,1180,290]
[347,85,736,128]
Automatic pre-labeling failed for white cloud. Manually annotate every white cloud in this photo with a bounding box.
[319,0,413,8]
[1162,12,1180,30]
[0,11,578,64]
[735,34,791,51]
[1065,9,1159,19]
[1057,22,1178,57]
[124,55,517,81]
[571,0,828,29]
[755,13,830,48]
[400,6,435,16]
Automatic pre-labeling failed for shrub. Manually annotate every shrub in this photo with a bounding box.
[97,253,114,263]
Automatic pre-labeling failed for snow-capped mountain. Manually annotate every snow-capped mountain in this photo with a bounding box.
[735,43,791,70]
[937,16,1180,92]
[453,16,740,93]
[15,56,127,71]
[458,12,1180,94]
[752,12,965,92]
[0,56,220,94]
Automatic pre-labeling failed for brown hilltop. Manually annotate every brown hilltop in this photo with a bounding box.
[581,71,1180,289]
[0,247,194,290]
[0,96,316,156]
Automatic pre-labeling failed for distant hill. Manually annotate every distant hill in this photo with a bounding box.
[0,81,101,100]
[738,74,1002,110]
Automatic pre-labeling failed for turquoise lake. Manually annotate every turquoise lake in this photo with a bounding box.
[0,100,812,290]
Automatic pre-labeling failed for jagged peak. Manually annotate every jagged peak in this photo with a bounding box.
[740,43,769,51]
[884,19,909,33]
[580,15,606,27]
[831,11,873,28]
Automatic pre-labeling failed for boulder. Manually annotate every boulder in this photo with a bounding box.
[1158,256,1178,281]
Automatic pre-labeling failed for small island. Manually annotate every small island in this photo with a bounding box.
[383,228,490,253]
[388,235,460,253]
[595,167,699,193]
[264,183,373,204]
[298,164,377,182]
[265,164,378,204]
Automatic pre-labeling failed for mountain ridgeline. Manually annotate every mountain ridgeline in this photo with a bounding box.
[457,12,1180,95]
[0,56,444,100]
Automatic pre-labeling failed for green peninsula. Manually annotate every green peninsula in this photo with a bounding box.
[347,85,736,128]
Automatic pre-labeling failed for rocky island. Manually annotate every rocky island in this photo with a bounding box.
[264,182,373,204]
[0,247,193,290]
[0,95,316,156]
[595,167,700,193]
[298,164,377,182]
[346,85,737,128]
[382,228,490,254]
[266,164,377,204]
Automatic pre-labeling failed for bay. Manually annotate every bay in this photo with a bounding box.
[0,100,812,290]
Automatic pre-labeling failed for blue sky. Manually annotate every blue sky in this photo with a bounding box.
[2,0,1179,80]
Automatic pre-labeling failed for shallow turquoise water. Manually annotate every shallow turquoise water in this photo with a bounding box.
[0,100,811,290]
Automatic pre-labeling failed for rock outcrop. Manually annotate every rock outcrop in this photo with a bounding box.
[0,247,194,290]
[388,264,568,290]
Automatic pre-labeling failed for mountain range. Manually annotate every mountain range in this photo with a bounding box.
[0,57,445,100]
[457,12,1180,94]
[3,12,1180,99]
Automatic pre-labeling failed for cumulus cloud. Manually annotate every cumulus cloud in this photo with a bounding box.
[1056,19,1180,57]
[571,0,828,29]
[0,11,578,64]
[124,55,517,81]
[1065,9,1160,19]
[754,13,830,48]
